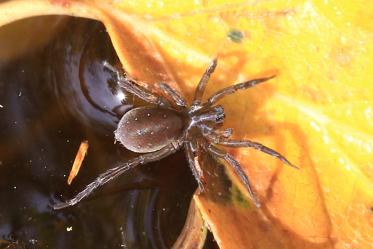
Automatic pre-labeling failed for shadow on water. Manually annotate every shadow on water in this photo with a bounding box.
[0,16,218,249]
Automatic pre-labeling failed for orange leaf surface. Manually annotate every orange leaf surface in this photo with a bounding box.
[1,1,372,248]
[112,1,373,248]
[108,1,373,248]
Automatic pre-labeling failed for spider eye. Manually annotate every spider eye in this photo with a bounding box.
[216,114,225,122]
[214,106,225,123]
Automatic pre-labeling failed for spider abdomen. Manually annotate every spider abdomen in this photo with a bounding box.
[115,107,184,153]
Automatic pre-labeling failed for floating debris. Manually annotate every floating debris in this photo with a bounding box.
[67,140,89,185]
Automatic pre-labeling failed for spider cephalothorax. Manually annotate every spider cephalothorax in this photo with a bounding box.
[54,59,297,210]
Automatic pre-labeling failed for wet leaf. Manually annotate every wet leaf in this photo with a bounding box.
[0,1,372,249]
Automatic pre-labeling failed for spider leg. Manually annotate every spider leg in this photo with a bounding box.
[206,144,261,208]
[216,139,298,169]
[185,141,205,191]
[201,125,233,141]
[158,82,187,109]
[103,61,171,108]
[191,59,218,109]
[217,128,233,138]
[204,75,275,108]
[53,143,180,209]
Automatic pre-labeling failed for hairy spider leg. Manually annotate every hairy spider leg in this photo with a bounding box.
[118,79,171,107]
[203,128,297,169]
[53,142,181,209]
[103,61,171,108]
[185,141,205,191]
[192,58,218,107]
[158,82,188,109]
[204,75,276,108]
[216,140,298,169]
[206,144,261,208]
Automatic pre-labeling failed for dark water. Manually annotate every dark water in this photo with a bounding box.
[0,16,217,249]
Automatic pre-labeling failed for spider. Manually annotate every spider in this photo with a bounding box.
[54,59,297,210]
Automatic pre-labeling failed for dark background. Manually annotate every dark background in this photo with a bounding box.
[0,16,217,249]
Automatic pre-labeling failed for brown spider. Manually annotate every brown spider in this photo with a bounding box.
[54,59,297,210]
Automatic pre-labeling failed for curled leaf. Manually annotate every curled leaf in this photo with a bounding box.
[172,198,207,249]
